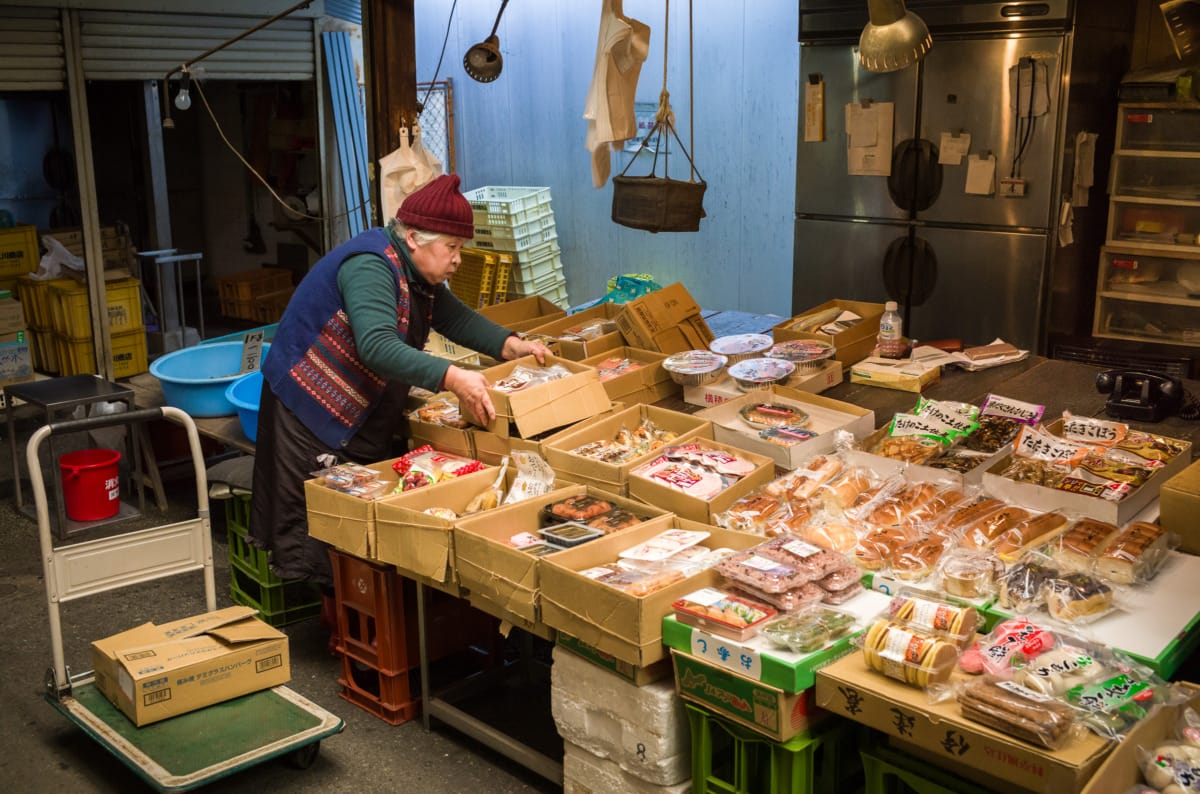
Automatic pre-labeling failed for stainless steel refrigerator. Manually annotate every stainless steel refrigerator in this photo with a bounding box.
[793,0,1134,351]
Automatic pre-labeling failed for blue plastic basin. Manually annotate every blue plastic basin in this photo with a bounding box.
[149,342,271,418]
[225,370,264,442]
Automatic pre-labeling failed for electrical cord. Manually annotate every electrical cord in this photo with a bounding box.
[420,0,458,113]
[1011,57,1037,180]
[1181,388,1200,421]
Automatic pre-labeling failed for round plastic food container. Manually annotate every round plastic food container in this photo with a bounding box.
[708,333,773,364]
[662,350,728,386]
[727,358,796,391]
[765,339,836,371]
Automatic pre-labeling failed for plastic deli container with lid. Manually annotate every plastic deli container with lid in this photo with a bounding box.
[673,587,778,641]
[709,334,773,365]
[727,358,796,391]
[663,350,728,386]
[765,340,836,371]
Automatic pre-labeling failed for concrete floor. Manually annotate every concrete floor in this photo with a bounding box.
[0,412,561,793]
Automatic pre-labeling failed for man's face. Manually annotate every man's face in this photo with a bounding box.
[407,229,467,285]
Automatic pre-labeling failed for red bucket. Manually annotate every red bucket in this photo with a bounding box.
[59,448,122,522]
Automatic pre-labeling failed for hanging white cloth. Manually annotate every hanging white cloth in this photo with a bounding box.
[583,0,650,188]
[378,124,444,220]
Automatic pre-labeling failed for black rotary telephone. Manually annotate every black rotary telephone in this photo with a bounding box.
[1095,369,1199,422]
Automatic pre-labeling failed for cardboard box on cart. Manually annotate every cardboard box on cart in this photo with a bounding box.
[614,282,714,354]
[773,299,884,369]
[815,652,1111,794]
[480,353,611,439]
[452,485,671,627]
[304,456,404,559]
[91,605,290,726]
[538,518,761,667]
[541,403,714,495]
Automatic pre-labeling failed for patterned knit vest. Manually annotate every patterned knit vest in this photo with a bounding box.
[264,228,417,449]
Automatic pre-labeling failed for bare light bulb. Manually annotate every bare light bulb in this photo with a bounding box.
[174,87,191,111]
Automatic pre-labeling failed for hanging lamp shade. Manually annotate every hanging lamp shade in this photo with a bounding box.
[859,0,932,73]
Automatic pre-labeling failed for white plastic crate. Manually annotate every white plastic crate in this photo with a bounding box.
[473,207,556,247]
[510,252,563,286]
[471,220,559,252]
[508,237,560,265]
[463,186,553,226]
[510,271,567,298]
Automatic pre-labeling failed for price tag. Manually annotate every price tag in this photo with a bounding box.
[980,394,1045,425]
[689,627,762,680]
[1062,416,1125,445]
[1013,426,1088,462]
[889,412,954,440]
[240,330,265,374]
[917,402,979,435]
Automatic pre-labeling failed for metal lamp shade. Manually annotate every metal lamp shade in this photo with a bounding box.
[859,0,932,73]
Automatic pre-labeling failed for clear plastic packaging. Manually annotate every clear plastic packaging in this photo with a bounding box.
[890,534,951,582]
[1042,571,1116,624]
[1065,667,1175,739]
[956,675,1082,749]
[662,350,728,386]
[765,455,845,501]
[539,521,605,548]
[854,524,919,572]
[491,363,574,393]
[1094,520,1174,585]
[754,534,849,579]
[591,562,688,596]
[412,398,469,429]
[503,451,556,505]
[709,333,773,363]
[938,548,1004,599]
[797,519,859,555]
[594,356,644,382]
[732,579,826,613]
[958,505,1033,551]
[672,587,778,641]
[727,358,796,391]
[1013,641,1108,697]
[1051,517,1121,572]
[815,468,874,513]
[761,607,858,654]
[618,528,711,562]
[585,507,649,533]
[992,510,1071,563]
[311,463,380,491]
[542,494,616,524]
[738,401,811,429]
[1139,742,1200,793]
[863,481,941,528]
[936,497,1007,536]
[394,445,486,491]
[977,618,1059,678]
[884,590,979,648]
[764,339,835,370]
[998,554,1059,613]
[716,550,819,593]
[860,618,959,688]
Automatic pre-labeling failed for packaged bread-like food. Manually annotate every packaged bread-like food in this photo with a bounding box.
[866,481,941,528]
[890,535,950,581]
[1052,518,1120,572]
[993,511,1071,563]
[854,525,917,571]
[1043,572,1114,623]
[959,505,1032,551]
[886,591,978,646]
[816,469,873,513]
[998,558,1058,612]
[1095,521,1171,585]
[716,491,788,534]
[861,619,959,688]
[936,497,1007,536]
[766,455,844,501]
[903,486,967,532]
[957,675,1078,749]
[799,520,858,554]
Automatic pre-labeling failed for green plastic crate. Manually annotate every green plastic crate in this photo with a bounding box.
[229,561,321,627]
[687,703,861,794]
[861,743,994,794]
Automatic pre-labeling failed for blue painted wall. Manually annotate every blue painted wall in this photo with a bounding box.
[413,1,799,315]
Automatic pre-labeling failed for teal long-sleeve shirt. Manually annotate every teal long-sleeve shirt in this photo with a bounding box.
[336,227,512,392]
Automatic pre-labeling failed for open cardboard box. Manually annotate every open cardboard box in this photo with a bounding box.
[542,403,713,495]
[815,652,1112,794]
[538,518,760,666]
[481,354,612,439]
[773,299,884,369]
[405,391,475,459]
[304,456,404,559]
[981,420,1192,525]
[478,294,566,333]
[696,385,874,469]
[615,282,714,354]
[453,485,671,628]
[845,424,1013,487]
[627,438,776,524]
[581,345,678,406]
[524,303,625,361]
[374,466,510,593]
[683,359,843,407]
[91,606,290,726]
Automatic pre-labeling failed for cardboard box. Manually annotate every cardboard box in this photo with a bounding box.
[1079,683,1200,794]
[982,425,1191,525]
[470,427,549,467]
[90,606,290,726]
[671,651,822,742]
[304,457,403,559]
[542,403,713,495]
[615,282,714,354]
[538,518,761,666]
[478,295,566,334]
[0,296,26,334]
[1161,458,1200,554]
[580,345,678,406]
[696,385,874,470]
[373,467,505,591]
[815,652,1111,794]
[846,424,1012,487]
[453,485,671,628]
[627,438,775,524]
[683,360,843,407]
[481,354,612,438]
[850,353,943,392]
[0,330,33,387]
[405,394,476,459]
[773,299,884,369]
[556,633,673,686]
[525,303,625,361]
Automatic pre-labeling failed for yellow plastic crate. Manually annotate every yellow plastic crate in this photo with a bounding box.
[0,225,39,282]
[28,328,59,374]
[15,275,74,330]
[53,326,148,379]
[251,287,294,324]
[48,277,143,336]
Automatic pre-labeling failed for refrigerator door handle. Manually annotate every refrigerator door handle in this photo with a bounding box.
[888,138,943,213]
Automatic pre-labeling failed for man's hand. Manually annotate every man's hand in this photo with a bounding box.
[502,334,553,364]
[443,365,496,425]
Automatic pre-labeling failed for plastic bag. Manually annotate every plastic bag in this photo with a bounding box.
[503,451,556,505]
[33,235,85,279]
[378,124,443,221]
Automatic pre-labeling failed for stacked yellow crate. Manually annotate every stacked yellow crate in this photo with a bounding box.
[46,278,148,379]
[217,268,294,322]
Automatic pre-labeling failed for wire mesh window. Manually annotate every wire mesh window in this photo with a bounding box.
[417,79,455,173]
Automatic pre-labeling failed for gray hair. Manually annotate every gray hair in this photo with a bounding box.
[388,218,445,247]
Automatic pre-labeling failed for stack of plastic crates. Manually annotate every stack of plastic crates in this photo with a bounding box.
[225,493,322,627]
[456,186,568,308]
[327,548,501,725]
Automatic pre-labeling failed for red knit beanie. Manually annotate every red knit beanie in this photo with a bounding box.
[396,174,474,239]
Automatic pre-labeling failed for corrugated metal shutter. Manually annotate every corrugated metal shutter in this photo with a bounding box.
[79,10,314,81]
[325,0,362,26]
[0,7,66,90]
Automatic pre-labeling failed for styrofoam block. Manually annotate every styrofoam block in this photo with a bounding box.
[563,741,692,794]
[552,646,690,786]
